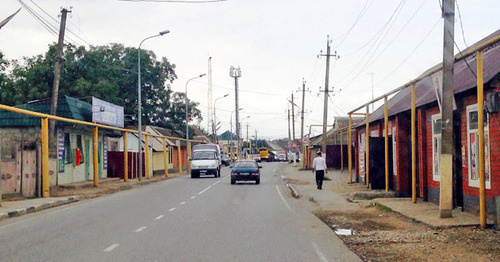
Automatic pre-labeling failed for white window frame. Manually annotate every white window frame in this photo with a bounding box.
[431,114,441,182]
[466,104,491,189]
[359,133,365,177]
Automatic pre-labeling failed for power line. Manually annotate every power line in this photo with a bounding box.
[376,17,441,86]
[118,0,227,3]
[333,0,373,50]
[455,0,468,47]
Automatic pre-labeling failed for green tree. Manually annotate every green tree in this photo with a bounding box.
[0,52,15,105]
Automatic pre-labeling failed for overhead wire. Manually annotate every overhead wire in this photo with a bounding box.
[455,0,468,47]
[332,0,373,50]
[376,17,442,86]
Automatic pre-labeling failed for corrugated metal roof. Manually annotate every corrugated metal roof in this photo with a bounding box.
[0,96,92,127]
[358,30,500,127]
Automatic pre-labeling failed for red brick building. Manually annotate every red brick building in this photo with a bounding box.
[354,30,500,220]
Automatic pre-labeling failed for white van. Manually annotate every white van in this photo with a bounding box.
[190,144,222,178]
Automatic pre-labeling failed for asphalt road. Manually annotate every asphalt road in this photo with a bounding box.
[0,162,360,262]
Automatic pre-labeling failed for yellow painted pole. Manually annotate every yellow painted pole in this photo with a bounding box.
[348,114,352,183]
[384,96,389,191]
[477,50,486,228]
[411,83,417,203]
[123,132,128,182]
[188,141,192,174]
[366,105,370,188]
[145,135,150,179]
[41,117,49,197]
[163,137,168,177]
[340,131,344,172]
[177,140,183,174]
[93,126,99,187]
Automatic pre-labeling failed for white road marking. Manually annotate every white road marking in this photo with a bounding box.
[275,185,292,211]
[104,244,119,252]
[168,207,176,212]
[312,242,328,262]
[134,226,147,233]
[223,175,230,180]
[212,180,221,186]
[180,201,186,205]
[197,186,212,195]
[155,215,164,220]
[190,196,196,199]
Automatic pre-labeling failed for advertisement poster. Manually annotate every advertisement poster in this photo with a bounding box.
[57,129,65,173]
[103,136,108,169]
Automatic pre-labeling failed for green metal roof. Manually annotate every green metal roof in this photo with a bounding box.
[0,96,92,127]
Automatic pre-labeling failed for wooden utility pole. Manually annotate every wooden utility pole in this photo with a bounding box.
[440,0,455,218]
[318,35,339,154]
[50,8,70,140]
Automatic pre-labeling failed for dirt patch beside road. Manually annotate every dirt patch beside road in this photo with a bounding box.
[51,175,174,199]
[316,204,500,262]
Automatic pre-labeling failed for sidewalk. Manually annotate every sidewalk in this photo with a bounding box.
[279,163,486,229]
[0,173,183,222]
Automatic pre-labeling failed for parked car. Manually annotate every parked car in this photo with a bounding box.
[190,150,219,178]
[221,154,231,166]
[230,160,262,185]
[252,154,261,162]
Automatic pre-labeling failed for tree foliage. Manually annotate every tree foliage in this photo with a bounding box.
[0,44,203,134]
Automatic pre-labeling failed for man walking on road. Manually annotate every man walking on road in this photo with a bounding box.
[312,150,328,190]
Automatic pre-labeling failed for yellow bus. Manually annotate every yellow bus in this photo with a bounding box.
[259,147,270,162]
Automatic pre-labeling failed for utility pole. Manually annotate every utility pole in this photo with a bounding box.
[439,0,455,219]
[318,35,339,154]
[287,106,291,142]
[230,66,241,159]
[298,78,309,144]
[291,93,296,141]
[255,130,258,148]
[207,57,212,135]
[50,8,70,143]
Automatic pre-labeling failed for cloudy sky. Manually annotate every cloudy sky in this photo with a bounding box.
[1,0,499,139]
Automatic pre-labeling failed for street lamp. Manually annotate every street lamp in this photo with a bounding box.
[213,94,229,142]
[137,29,169,181]
[185,74,207,142]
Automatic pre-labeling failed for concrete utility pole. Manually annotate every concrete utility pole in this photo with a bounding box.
[291,93,296,141]
[440,0,455,218]
[300,79,307,143]
[288,106,291,142]
[50,8,70,141]
[207,57,212,134]
[318,35,339,154]
[230,66,242,159]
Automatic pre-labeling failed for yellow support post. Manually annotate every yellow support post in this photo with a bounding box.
[365,105,370,188]
[177,140,183,174]
[145,135,150,179]
[41,117,49,197]
[163,137,169,177]
[477,51,486,228]
[384,96,389,191]
[411,83,417,203]
[188,141,192,174]
[340,131,344,172]
[123,131,128,182]
[348,114,352,183]
[93,126,99,187]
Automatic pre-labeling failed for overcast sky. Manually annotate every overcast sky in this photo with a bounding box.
[1,0,499,139]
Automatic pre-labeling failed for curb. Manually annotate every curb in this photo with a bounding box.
[286,183,300,199]
[0,196,79,221]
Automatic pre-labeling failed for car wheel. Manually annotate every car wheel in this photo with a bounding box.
[191,173,196,179]
[231,178,236,184]
[256,178,260,184]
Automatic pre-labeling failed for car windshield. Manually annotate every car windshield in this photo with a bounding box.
[233,161,257,168]
[192,151,216,160]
